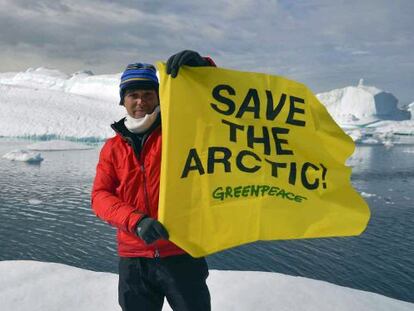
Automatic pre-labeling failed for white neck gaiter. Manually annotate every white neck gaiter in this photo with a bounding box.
[124,105,160,134]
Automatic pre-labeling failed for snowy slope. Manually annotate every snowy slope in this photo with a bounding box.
[1,261,412,311]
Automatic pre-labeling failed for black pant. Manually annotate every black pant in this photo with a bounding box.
[118,254,211,311]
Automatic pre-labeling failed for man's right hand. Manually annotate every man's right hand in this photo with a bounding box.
[136,217,169,245]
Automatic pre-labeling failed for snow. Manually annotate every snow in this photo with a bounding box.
[0,68,413,146]
[2,149,43,163]
[0,261,412,311]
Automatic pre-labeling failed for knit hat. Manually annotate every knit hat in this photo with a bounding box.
[119,63,159,105]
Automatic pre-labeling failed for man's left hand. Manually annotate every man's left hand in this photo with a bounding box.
[166,50,214,78]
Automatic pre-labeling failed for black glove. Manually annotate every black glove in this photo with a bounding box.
[136,217,169,245]
[166,50,211,78]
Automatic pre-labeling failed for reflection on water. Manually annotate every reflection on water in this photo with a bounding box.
[0,140,413,302]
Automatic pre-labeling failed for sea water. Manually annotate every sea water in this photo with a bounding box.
[0,139,413,302]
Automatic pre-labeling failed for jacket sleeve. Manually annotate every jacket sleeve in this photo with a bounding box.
[91,141,144,233]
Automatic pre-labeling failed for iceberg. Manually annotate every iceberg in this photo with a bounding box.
[0,67,119,102]
[317,79,413,145]
[2,67,69,91]
[409,102,414,120]
[2,149,43,163]
[316,79,411,126]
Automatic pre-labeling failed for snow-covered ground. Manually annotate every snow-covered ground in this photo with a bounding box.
[1,261,412,311]
[0,68,412,145]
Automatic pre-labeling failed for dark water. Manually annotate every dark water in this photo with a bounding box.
[0,139,413,303]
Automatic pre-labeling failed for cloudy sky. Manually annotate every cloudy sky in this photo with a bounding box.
[0,0,413,103]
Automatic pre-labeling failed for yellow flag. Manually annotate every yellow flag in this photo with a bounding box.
[157,63,370,257]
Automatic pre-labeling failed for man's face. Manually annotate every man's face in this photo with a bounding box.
[123,89,159,118]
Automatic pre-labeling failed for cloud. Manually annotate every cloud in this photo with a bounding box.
[0,0,413,103]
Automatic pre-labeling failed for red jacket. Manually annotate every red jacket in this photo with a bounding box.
[91,122,185,258]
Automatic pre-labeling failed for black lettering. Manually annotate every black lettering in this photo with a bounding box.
[286,96,306,126]
[271,127,293,155]
[247,125,271,155]
[181,148,205,178]
[301,162,319,190]
[236,150,261,173]
[236,88,260,119]
[289,162,297,185]
[265,159,287,177]
[320,163,328,189]
[222,119,245,142]
[211,84,236,115]
[266,91,286,120]
[207,147,232,174]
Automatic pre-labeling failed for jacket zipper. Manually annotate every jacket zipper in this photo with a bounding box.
[138,129,155,217]
[140,163,151,216]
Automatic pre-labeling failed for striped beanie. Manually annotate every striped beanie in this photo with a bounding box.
[119,63,159,105]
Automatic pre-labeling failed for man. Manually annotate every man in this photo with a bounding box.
[91,50,215,311]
